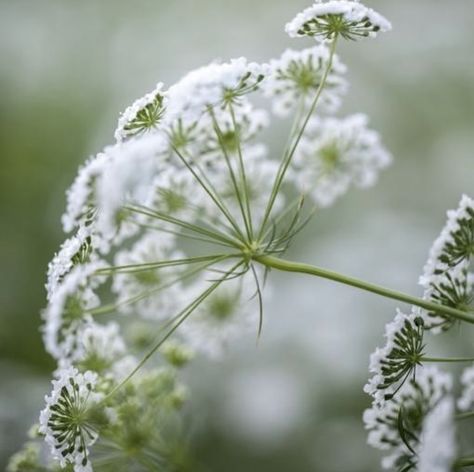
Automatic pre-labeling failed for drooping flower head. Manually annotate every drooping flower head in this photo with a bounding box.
[365,311,425,405]
[364,366,452,471]
[286,1,391,41]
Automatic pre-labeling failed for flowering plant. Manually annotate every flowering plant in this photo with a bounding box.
[8,1,473,471]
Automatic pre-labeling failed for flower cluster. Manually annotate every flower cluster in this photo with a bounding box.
[11,1,397,470]
[365,194,474,471]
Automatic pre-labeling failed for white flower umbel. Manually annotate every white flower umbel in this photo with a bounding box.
[180,270,260,358]
[363,366,452,471]
[418,397,456,472]
[42,261,107,360]
[292,114,391,207]
[364,311,425,406]
[420,264,473,333]
[112,232,185,320]
[419,194,474,288]
[198,102,269,158]
[46,226,95,301]
[66,320,127,375]
[95,134,168,242]
[263,45,347,117]
[166,58,266,125]
[39,366,102,472]
[62,152,111,233]
[285,1,391,41]
[115,82,167,142]
[458,364,474,411]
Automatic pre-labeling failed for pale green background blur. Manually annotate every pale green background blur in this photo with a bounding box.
[0,1,473,470]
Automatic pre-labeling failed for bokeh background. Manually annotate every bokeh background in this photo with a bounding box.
[1,0,473,470]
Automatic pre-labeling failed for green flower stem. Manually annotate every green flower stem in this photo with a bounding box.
[254,255,474,323]
[455,457,474,468]
[421,356,474,363]
[258,36,338,239]
[456,410,474,421]
[103,259,245,400]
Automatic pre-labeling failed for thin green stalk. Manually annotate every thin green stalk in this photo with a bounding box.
[126,204,243,249]
[95,254,235,275]
[88,255,230,316]
[258,37,338,239]
[421,356,474,363]
[255,254,474,323]
[102,260,244,400]
[208,107,252,241]
[128,220,235,248]
[456,410,474,421]
[229,102,254,238]
[454,457,474,468]
[171,144,246,241]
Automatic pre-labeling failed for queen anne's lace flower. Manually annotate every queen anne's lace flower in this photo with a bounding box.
[95,134,169,242]
[418,397,456,472]
[62,152,111,233]
[419,194,474,288]
[263,45,347,117]
[364,311,425,405]
[112,232,185,319]
[292,114,391,207]
[63,320,127,375]
[180,271,260,358]
[285,1,391,41]
[420,264,473,333]
[39,367,103,472]
[363,366,452,471]
[46,226,95,301]
[42,262,106,360]
[166,58,266,125]
[115,82,167,142]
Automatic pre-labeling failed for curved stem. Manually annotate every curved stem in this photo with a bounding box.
[255,255,474,323]
[455,457,474,468]
[422,356,474,363]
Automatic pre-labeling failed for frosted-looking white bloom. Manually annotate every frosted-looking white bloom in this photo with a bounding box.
[419,194,474,288]
[292,114,391,207]
[263,45,347,117]
[420,264,473,333]
[180,271,260,358]
[39,367,102,472]
[198,102,269,157]
[458,364,474,411]
[42,261,106,360]
[166,58,266,125]
[115,82,167,142]
[112,232,184,320]
[285,1,391,41]
[46,226,95,301]
[95,134,168,241]
[145,167,205,221]
[363,366,452,470]
[65,320,127,374]
[364,311,424,406]
[418,397,456,472]
[62,152,111,233]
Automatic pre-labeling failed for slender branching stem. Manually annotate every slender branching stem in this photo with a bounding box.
[255,254,474,323]
[421,356,474,363]
[258,37,338,239]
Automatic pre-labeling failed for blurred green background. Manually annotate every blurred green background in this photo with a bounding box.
[0,0,473,470]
